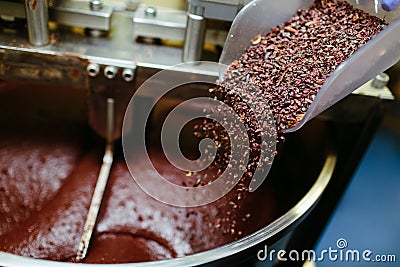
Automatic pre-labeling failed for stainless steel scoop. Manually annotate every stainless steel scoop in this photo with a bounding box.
[219,0,400,133]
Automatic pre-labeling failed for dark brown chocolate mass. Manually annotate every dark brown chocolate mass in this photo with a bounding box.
[0,0,386,263]
[0,83,276,263]
[0,136,275,263]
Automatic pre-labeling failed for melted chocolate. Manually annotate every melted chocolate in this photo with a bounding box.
[0,82,276,263]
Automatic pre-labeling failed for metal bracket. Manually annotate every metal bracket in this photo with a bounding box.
[0,0,113,31]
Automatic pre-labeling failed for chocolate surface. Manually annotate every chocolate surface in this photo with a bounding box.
[0,145,276,263]
[2,1,372,261]
[0,82,277,263]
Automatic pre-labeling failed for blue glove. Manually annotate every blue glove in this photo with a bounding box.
[381,0,400,11]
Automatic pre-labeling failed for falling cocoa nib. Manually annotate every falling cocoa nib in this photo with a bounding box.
[216,0,388,133]
[195,0,387,238]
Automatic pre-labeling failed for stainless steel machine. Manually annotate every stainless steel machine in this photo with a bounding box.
[0,0,259,138]
[0,0,398,266]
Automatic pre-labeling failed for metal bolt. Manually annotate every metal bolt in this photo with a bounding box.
[104,66,118,79]
[122,68,135,82]
[144,6,157,17]
[372,73,390,89]
[87,63,100,77]
[90,0,103,11]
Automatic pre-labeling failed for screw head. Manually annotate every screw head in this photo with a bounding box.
[90,0,103,11]
[122,68,135,82]
[145,6,157,17]
[104,66,118,79]
[87,63,100,77]
[372,73,390,89]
